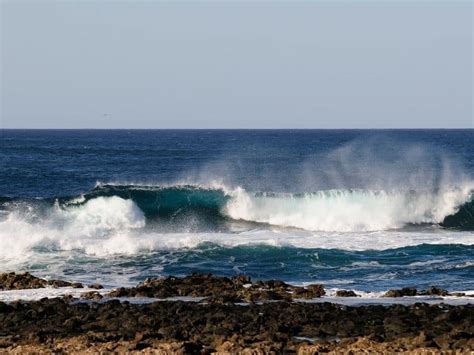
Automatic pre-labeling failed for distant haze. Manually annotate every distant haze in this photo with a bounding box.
[1,1,472,129]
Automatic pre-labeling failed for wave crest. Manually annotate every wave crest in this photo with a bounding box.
[225,187,474,232]
[0,183,473,261]
[79,183,474,232]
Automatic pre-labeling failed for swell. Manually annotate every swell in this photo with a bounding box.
[1,183,473,231]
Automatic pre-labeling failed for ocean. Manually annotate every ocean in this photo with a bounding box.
[1,129,473,293]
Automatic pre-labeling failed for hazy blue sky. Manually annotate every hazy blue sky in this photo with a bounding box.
[1,1,472,128]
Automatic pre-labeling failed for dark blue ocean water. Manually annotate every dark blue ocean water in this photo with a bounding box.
[1,129,473,291]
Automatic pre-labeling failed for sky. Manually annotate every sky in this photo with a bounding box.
[1,1,472,129]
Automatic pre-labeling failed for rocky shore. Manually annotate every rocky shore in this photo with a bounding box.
[107,273,325,302]
[0,273,473,353]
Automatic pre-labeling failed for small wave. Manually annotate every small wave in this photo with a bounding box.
[407,259,448,268]
[350,261,383,268]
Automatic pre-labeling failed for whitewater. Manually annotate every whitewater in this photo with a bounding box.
[1,182,473,259]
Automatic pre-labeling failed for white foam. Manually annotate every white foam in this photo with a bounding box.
[1,220,474,266]
[224,185,474,232]
[0,287,109,303]
[50,228,474,257]
[0,196,145,261]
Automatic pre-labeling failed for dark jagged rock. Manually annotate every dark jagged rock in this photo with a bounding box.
[450,292,466,297]
[383,287,418,297]
[106,273,325,302]
[0,298,472,352]
[80,291,103,301]
[0,272,84,290]
[88,283,104,290]
[384,286,452,298]
[336,290,358,297]
[292,284,326,299]
[0,273,472,352]
[49,280,72,288]
[0,272,48,290]
[419,286,449,296]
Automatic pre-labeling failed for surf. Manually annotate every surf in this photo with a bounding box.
[0,182,473,266]
[73,183,474,231]
[225,186,474,232]
[1,183,474,235]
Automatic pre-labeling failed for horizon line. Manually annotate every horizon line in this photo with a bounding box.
[1,127,473,131]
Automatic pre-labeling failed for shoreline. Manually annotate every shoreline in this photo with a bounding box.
[1,273,473,353]
[1,272,473,306]
[1,286,473,307]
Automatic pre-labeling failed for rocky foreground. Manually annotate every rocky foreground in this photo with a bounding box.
[0,273,473,353]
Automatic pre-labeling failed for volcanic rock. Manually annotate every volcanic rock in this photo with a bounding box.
[383,287,417,297]
[0,272,84,290]
[80,291,103,301]
[419,286,449,296]
[106,273,325,302]
[0,298,472,352]
[336,290,358,297]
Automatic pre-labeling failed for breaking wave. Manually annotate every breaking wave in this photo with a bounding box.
[69,183,474,231]
[0,182,473,260]
[2,183,474,231]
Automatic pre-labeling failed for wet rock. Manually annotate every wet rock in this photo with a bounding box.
[293,284,326,299]
[384,286,451,298]
[0,272,84,290]
[0,272,47,290]
[419,287,449,296]
[88,283,104,290]
[105,274,324,301]
[80,292,103,301]
[49,280,73,288]
[305,284,326,297]
[336,290,358,297]
[108,287,128,298]
[383,287,417,297]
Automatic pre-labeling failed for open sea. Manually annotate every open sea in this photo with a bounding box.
[1,129,473,293]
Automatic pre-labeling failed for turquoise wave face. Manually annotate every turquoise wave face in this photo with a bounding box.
[78,184,230,219]
[77,184,474,230]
